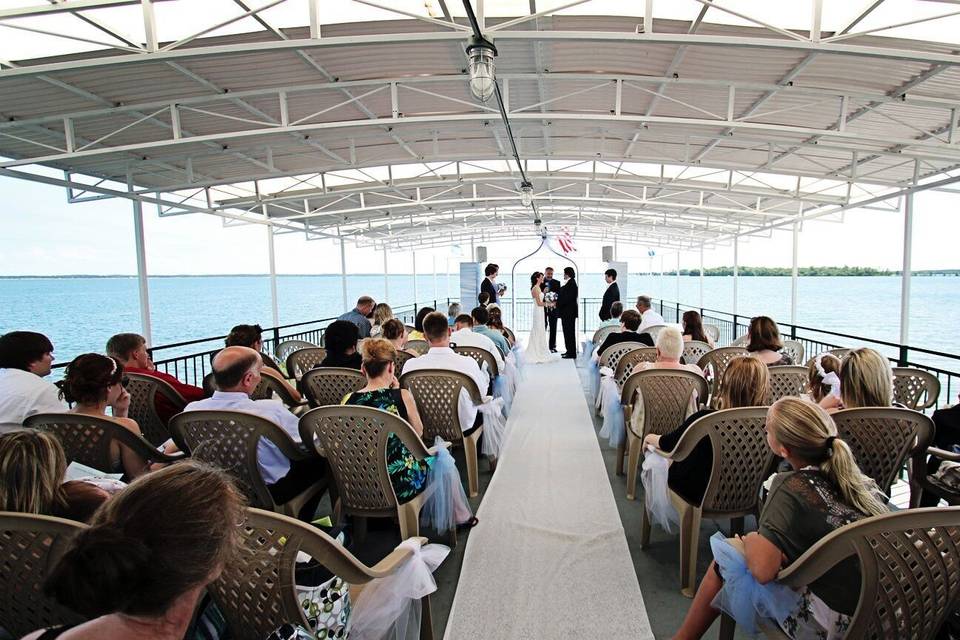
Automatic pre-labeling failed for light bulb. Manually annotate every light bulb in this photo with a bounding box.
[520,182,533,207]
[466,38,497,102]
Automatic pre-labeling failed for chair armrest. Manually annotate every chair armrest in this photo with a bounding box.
[927,446,960,463]
[369,537,429,576]
[426,441,453,456]
[150,449,188,464]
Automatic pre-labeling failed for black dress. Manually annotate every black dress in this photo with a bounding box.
[657,408,714,505]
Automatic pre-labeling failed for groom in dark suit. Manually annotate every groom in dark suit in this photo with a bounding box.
[480,263,500,304]
[599,268,620,321]
[556,267,579,359]
[541,266,562,352]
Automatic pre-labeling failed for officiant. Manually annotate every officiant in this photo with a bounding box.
[541,266,561,353]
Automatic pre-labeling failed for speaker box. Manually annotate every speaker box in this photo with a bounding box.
[476,246,488,263]
[602,245,614,262]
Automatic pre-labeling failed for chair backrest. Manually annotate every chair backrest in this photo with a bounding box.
[169,410,298,511]
[675,407,773,515]
[454,346,500,378]
[831,407,934,497]
[781,339,805,364]
[394,350,416,376]
[624,369,709,439]
[776,506,960,640]
[24,413,156,473]
[124,372,186,447]
[765,365,809,404]
[503,327,517,343]
[592,325,619,345]
[210,507,417,640]
[696,346,750,398]
[0,512,86,638]
[285,347,327,380]
[275,339,318,364]
[300,367,367,408]
[404,323,417,334]
[597,341,644,372]
[405,340,430,356]
[892,367,941,411]
[804,348,852,368]
[400,369,482,444]
[682,340,713,364]
[250,372,299,406]
[641,324,667,342]
[703,324,720,343]
[613,347,658,388]
[731,334,749,347]
[299,406,428,515]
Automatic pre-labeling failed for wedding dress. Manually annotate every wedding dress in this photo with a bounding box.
[524,286,554,364]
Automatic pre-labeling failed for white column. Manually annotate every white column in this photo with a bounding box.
[900,193,913,346]
[132,200,152,344]
[412,251,418,305]
[433,253,438,302]
[659,255,664,295]
[790,221,799,326]
[383,247,390,302]
[446,258,452,300]
[339,236,348,311]
[266,225,279,326]
[733,235,739,316]
[699,244,705,309]
[675,251,681,303]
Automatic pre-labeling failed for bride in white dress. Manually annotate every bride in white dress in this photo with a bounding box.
[524,271,554,364]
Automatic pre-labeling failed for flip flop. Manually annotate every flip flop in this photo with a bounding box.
[458,516,480,530]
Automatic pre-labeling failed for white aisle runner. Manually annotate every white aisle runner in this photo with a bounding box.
[444,359,654,639]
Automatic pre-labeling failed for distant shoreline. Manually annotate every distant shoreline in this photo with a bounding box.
[1,271,957,279]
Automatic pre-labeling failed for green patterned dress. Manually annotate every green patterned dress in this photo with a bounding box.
[342,388,435,503]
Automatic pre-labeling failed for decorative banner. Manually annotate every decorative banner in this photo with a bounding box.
[557,227,577,254]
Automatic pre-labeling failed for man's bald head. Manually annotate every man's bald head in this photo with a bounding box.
[212,346,261,392]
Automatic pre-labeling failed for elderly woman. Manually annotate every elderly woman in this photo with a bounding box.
[746,316,792,366]
[636,326,703,375]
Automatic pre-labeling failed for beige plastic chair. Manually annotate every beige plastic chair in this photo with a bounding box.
[400,369,485,497]
[24,413,185,474]
[682,340,713,365]
[765,365,809,404]
[613,346,658,389]
[405,340,431,356]
[642,324,667,342]
[781,339,804,364]
[744,507,960,640]
[124,371,187,447]
[169,410,327,518]
[394,350,416,376]
[592,325,619,346]
[731,334,749,347]
[503,327,517,344]
[209,507,435,640]
[597,343,650,416]
[620,369,708,496]
[892,367,941,411]
[703,324,720,344]
[300,367,367,408]
[275,339,319,364]
[803,348,852,368]
[831,407,933,507]
[285,347,327,381]
[453,345,500,379]
[645,407,773,597]
[918,446,960,506]
[299,405,454,544]
[251,369,307,411]
[696,346,750,405]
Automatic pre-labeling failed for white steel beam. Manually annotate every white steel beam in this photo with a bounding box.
[900,192,913,346]
[132,199,153,344]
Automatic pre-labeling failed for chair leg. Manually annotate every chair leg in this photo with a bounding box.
[677,499,702,598]
[625,434,643,500]
[463,433,481,498]
[718,613,736,640]
[615,440,626,476]
[420,595,435,640]
[639,503,652,549]
[398,501,421,541]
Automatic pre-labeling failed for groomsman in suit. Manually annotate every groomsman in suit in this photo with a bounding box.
[480,263,500,304]
[599,268,620,321]
[541,266,562,352]
[556,267,579,359]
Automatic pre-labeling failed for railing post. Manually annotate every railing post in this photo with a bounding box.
[790,324,797,340]
[732,314,739,341]
[582,297,587,321]
[899,344,909,367]
[676,302,680,324]
[273,326,281,351]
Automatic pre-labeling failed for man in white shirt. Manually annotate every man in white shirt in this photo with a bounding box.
[0,331,66,433]
[450,313,504,373]
[183,346,324,516]
[402,311,489,436]
[636,295,665,334]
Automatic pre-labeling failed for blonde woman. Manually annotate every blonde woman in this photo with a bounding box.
[673,398,887,639]
[369,303,394,338]
[821,347,894,412]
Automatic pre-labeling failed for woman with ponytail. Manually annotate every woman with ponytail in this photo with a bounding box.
[672,397,888,640]
[25,461,244,640]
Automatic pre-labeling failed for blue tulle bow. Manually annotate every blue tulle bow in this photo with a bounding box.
[421,438,470,533]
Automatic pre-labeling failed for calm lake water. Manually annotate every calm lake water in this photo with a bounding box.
[0,274,956,374]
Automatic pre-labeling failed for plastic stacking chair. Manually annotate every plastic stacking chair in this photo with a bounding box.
[275,339,318,365]
[613,347,658,389]
[285,347,327,381]
[400,369,485,498]
[682,340,713,365]
[642,324,667,343]
[0,512,86,638]
[918,446,960,506]
[721,507,960,640]
[208,507,435,640]
[731,334,749,347]
[299,405,454,544]
[406,340,430,356]
[645,407,773,597]
[765,366,809,404]
[169,410,327,518]
[621,369,708,495]
[892,367,941,411]
[697,346,749,405]
[124,372,187,447]
[781,339,804,364]
[804,348,852,368]
[394,350,416,376]
[300,367,367,408]
[25,413,185,475]
[592,325,619,346]
[453,345,500,378]
[703,324,720,344]
[597,343,649,416]
[831,407,933,507]
[503,327,517,344]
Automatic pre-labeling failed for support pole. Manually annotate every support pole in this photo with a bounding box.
[266,225,279,327]
[790,221,799,327]
[899,193,913,362]
[339,235,348,312]
[699,244,705,309]
[675,251,681,304]
[383,247,390,302]
[412,251,418,306]
[132,200,152,344]
[433,254,438,302]
[733,236,739,317]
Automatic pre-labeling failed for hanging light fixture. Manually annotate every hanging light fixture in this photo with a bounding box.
[465,35,497,102]
[519,180,534,207]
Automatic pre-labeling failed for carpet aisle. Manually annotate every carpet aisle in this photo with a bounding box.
[443,358,654,639]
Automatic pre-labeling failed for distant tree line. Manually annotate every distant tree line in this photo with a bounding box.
[639,266,959,277]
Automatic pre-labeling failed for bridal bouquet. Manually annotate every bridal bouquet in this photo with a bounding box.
[544,291,558,308]
[497,282,508,296]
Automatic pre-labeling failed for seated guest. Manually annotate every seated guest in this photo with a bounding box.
[343,339,475,527]
[450,314,504,372]
[0,430,112,523]
[184,346,322,517]
[222,324,301,402]
[821,347,893,412]
[317,321,362,370]
[596,309,654,357]
[107,332,206,422]
[26,462,244,640]
[598,301,624,329]
[486,306,514,348]
[369,303,394,338]
[408,307,434,342]
[382,318,415,356]
[682,310,715,348]
[447,302,461,327]
[636,327,703,375]
[402,312,489,440]
[636,295,665,333]
[63,354,164,479]
[644,356,768,506]
[0,331,66,433]
[470,306,510,357]
[477,291,491,308]
[921,391,960,506]
[803,353,842,407]
[671,398,886,639]
[338,296,375,338]
[746,316,792,366]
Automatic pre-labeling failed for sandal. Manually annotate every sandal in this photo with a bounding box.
[458,516,480,530]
